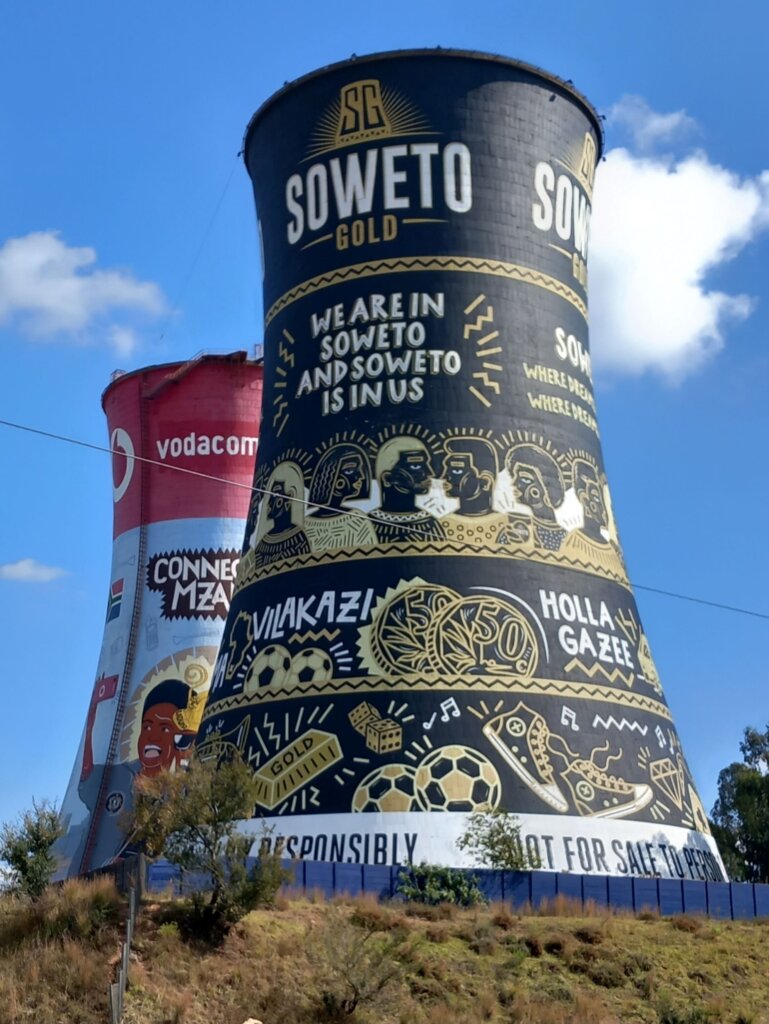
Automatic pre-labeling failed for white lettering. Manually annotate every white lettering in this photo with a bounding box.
[153,433,259,460]
[306,164,328,231]
[382,145,409,209]
[532,162,555,230]
[329,150,377,218]
[443,142,472,212]
[285,142,473,243]
[286,174,304,244]
[410,142,439,206]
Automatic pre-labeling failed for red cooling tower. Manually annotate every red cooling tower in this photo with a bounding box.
[55,352,263,877]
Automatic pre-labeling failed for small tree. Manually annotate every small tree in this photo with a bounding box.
[710,725,769,882]
[308,907,405,1021]
[0,799,63,900]
[457,809,541,870]
[130,749,290,941]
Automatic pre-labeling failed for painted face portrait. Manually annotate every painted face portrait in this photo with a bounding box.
[267,481,291,521]
[138,680,196,776]
[392,449,432,494]
[512,463,547,511]
[443,453,475,498]
[506,444,565,519]
[336,454,366,500]
[581,478,607,528]
[572,459,608,530]
[308,443,372,511]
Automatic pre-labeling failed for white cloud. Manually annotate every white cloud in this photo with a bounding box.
[0,231,167,353]
[590,102,769,378]
[108,325,139,357]
[0,558,68,583]
[607,94,697,151]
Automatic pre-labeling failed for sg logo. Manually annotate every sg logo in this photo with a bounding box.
[338,79,389,137]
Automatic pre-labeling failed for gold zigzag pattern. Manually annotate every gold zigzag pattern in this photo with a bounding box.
[563,658,636,688]
[202,674,672,721]
[265,256,588,325]
[287,628,341,645]
[236,538,630,593]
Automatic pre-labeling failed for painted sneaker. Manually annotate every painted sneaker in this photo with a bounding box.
[482,702,570,813]
[554,750,653,819]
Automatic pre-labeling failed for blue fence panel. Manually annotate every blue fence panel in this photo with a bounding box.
[583,875,609,909]
[530,871,557,909]
[503,871,531,908]
[147,860,180,894]
[730,884,755,920]
[633,878,659,912]
[607,876,634,912]
[180,870,211,896]
[658,879,684,916]
[754,884,769,918]
[137,859,768,920]
[334,863,363,896]
[475,869,504,902]
[556,873,583,904]
[706,882,732,919]
[304,861,335,899]
[681,880,708,916]
[390,865,403,898]
[362,864,394,899]
[279,858,304,890]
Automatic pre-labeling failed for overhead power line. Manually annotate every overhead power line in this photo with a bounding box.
[629,583,769,622]
[158,156,241,342]
[1,415,767,623]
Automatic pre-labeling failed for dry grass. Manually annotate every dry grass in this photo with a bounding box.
[0,878,122,1023]
[0,875,121,951]
[120,898,769,1024]
[2,887,769,1023]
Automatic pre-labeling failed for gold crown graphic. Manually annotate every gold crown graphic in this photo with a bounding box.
[173,689,205,734]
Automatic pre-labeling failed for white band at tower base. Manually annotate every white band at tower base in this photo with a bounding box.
[243,812,726,881]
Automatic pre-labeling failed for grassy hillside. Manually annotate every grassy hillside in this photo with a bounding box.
[1,880,769,1023]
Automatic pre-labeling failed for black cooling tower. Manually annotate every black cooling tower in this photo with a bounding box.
[199,51,724,881]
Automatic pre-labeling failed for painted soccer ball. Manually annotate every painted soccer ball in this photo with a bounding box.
[415,745,501,812]
[288,647,334,685]
[352,764,419,813]
[244,644,292,695]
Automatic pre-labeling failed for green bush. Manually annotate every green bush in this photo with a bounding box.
[130,748,292,943]
[456,809,541,870]
[656,992,714,1024]
[180,850,291,943]
[308,908,405,1022]
[0,800,63,901]
[396,864,486,907]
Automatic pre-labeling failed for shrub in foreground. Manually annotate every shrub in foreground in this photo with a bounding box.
[130,748,291,943]
[457,809,541,870]
[396,863,485,906]
[0,799,63,900]
[307,907,406,1022]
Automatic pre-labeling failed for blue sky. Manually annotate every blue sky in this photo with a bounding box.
[1,0,767,826]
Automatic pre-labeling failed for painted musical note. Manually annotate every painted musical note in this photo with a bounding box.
[655,725,666,749]
[439,697,460,722]
[561,705,579,731]
[422,712,437,731]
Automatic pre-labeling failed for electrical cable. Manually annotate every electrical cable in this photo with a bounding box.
[629,583,769,622]
[157,157,240,342]
[2,415,768,622]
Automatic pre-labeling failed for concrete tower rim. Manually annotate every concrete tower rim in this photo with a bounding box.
[241,48,605,174]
